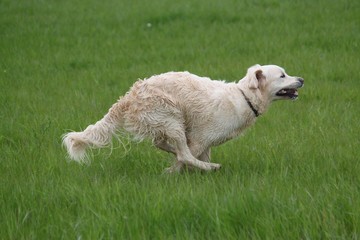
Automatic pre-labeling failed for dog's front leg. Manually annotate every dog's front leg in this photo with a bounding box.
[154,139,176,154]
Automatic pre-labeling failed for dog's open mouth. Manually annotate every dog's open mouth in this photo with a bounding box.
[276,88,299,99]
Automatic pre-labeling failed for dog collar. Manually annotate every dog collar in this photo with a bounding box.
[239,89,260,117]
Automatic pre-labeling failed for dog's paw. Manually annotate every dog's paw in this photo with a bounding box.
[208,163,221,171]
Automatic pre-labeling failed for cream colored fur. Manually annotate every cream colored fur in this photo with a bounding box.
[63,64,304,172]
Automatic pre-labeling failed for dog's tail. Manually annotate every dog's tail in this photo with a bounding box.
[62,104,123,163]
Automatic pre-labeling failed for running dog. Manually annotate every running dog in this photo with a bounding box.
[63,64,304,172]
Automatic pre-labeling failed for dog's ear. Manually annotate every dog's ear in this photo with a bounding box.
[247,64,265,89]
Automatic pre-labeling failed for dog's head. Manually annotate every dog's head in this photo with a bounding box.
[244,64,304,101]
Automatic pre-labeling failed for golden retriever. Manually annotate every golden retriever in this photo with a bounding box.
[63,64,304,172]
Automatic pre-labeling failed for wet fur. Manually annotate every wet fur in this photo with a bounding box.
[63,64,304,172]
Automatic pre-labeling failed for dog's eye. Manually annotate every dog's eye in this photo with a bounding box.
[280,73,286,78]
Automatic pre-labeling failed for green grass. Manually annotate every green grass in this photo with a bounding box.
[1,0,360,238]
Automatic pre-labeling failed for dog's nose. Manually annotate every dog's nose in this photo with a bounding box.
[298,77,304,86]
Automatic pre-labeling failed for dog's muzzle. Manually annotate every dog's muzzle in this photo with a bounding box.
[276,78,304,100]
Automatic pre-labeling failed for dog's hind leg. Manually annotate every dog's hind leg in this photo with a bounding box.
[154,139,187,174]
[155,138,211,159]
[163,145,213,173]
[187,141,211,163]
[168,130,220,171]
[176,143,219,171]
[154,139,189,173]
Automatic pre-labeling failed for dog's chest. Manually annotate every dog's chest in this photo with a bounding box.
[208,110,256,146]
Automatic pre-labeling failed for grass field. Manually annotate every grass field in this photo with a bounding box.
[1,0,360,238]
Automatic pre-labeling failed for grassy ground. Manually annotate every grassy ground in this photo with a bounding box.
[1,0,360,238]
